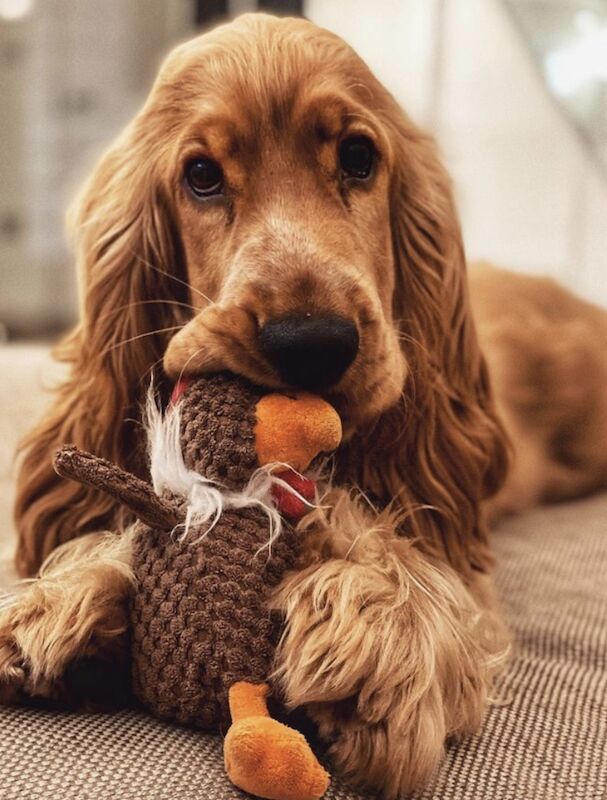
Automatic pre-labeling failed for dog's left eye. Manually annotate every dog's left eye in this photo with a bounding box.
[339,136,375,180]
[185,157,224,198]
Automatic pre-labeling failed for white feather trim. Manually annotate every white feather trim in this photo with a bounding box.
[144,386,316,552]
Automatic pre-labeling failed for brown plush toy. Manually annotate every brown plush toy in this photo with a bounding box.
[53,372,342,800]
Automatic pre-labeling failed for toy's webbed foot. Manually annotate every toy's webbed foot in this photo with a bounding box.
[224,715,330,800]
[224,682,330,800]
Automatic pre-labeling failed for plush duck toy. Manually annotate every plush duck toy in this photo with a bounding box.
[53,372,342,800]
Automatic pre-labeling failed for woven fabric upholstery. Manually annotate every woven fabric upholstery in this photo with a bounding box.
[0,705,367,800]
[413,495,607,800]
[1,495,606,799]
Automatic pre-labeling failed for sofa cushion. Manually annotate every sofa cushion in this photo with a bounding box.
[1,495,606,799]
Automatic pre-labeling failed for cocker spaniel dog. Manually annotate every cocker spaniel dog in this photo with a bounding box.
[3,13,607,798]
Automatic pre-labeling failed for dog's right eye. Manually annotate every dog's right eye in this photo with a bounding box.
[185,157,224,198]
[339,136,375,181]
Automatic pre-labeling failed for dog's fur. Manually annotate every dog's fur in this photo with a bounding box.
[3,14,607,798]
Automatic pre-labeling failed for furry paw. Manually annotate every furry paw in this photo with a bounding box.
[0,583,128,705]
[0,634,26,704]
[224,716,330,800]
[270,491,511,798]
[0,599,65,703]
[0,532,134,708]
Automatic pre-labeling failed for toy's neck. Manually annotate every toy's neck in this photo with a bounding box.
[272,468,316,521]
[170,377,192,405]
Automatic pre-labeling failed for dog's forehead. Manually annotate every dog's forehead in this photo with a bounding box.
[163,15,377,138]
[180,93,374,165]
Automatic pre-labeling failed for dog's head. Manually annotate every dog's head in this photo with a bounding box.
[70,14,507,575]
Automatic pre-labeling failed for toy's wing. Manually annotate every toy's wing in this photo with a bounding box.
[54,445,183,530]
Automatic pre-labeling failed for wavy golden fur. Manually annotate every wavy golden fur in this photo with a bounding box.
[5,13,607,799]
[14,12,508,579]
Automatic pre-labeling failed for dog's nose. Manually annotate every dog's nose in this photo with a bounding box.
[259,314,359,390]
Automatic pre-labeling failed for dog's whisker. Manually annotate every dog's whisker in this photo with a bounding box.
[395,329,432,358]
[344,110,380,126]
[130,252,215,307]
[0,592,18,609]
[100,326,184,357]
[343,80,376,102]
[94,299,199,322]
[137,355,167,390]
[176,346,206,385]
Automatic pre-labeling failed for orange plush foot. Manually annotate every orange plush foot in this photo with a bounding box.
[224,715,330,800]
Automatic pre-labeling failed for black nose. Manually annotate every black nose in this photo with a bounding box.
[259,314,359,390]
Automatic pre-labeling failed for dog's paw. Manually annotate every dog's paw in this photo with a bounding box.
[0,593,131,709]
[0,630,27,704]
[0,595,69,704]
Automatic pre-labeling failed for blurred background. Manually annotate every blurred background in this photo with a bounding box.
[1,0,607,339]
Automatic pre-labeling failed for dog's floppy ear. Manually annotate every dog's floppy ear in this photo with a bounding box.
[343,115,509,578]
[14,108,188,575]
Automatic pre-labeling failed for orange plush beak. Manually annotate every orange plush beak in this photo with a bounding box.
[254,393,342,472]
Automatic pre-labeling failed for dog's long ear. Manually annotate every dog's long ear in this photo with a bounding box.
[14,109,188,576]
[344,114,509,579]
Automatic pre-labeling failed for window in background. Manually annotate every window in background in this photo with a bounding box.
[507,0,607,173]
[0,0,193,338]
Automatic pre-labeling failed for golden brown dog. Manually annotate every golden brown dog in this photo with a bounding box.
[3,14,607,798]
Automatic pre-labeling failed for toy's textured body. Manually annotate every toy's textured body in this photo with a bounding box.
[131,374,300,729]
[131,506,298,728]
[54,372,342,800]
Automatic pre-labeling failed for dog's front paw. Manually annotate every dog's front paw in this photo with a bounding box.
[0,633,26,704]
[0,602,65,704]
[0,590,85,704]
[0,575,131,709]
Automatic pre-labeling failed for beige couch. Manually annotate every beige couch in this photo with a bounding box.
[1,345,605,800]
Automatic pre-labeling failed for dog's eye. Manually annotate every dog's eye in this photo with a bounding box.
[185,157,224,198]
[339,136,375,180]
